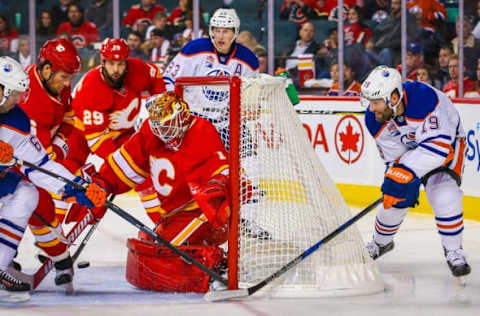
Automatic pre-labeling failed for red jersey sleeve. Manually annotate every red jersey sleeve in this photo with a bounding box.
[124,58,166,95]
[100,122,152,194]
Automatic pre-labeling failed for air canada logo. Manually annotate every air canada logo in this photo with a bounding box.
[334,115,364,164]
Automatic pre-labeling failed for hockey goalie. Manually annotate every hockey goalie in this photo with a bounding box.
[96,91,229,292]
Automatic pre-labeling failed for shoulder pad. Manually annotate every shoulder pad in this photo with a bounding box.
[403,81,438,120]
[180,38,214,56]
[1,106,30,133]
[233,43,259,70]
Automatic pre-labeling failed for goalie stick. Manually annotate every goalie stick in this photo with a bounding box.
[204,197,384,302]
[16,158,229,286]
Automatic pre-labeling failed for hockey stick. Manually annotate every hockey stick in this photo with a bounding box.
[16,158,229,286]
[295,109,365,115]
[32,213,72,245]
[204,197,383,302]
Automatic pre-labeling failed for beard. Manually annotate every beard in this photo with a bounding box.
[102,67,126,89]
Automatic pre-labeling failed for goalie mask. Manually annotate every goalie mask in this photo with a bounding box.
[147,92,193,151]
[209,8,240,50]
[0,56,30,107]
[360,65,403,115]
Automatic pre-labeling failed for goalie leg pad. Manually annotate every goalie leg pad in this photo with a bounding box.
[126,238,224,293]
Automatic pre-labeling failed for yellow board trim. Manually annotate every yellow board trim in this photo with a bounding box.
[259,179,307,203]
[337,183,480,221]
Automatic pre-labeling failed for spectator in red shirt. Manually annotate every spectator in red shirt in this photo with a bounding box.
[443,54,476,98]
[122,0,166,34]
[0,14,18,54]
[57,3,100,50]
[168,0,189,26]
[344,6,372,46]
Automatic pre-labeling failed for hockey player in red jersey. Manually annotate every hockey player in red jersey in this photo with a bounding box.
[64,37,166,223]
[97,92,229,292]
[16,38,85,290]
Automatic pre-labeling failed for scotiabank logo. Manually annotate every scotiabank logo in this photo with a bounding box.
[334,115,364,164]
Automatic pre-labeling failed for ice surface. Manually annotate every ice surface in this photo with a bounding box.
[1,194,479,316]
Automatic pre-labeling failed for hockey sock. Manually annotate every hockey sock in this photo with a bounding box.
[373,205,407,246]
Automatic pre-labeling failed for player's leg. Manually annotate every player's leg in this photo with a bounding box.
[366,204,408,259]
[28,188,74,290]
[0,181,38,292]
[426,172,470,277]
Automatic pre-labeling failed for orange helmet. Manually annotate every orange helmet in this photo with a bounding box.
[146,92,193,150]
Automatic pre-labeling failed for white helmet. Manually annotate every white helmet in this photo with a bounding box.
[360,65,403,114]
[0,56,29,106]
[209,8,240,47]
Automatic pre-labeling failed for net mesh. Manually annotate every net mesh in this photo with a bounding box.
[178,75,383,297]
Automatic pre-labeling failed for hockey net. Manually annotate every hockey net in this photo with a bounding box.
[175,75,383,297]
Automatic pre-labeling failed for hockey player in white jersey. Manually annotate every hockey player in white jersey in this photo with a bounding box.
[163,8,259,90]
[360,65,470,278]
[0,56,106,300]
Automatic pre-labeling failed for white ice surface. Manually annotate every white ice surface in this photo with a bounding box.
[1,193,479,316]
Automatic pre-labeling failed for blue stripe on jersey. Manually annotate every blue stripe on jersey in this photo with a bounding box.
[403,81,438,121]
[25,154,49,178]
[364,108,386,137]
[435,213,463,221]
[233,43,259,70]
[419,143,448,157]
[0,236,18,250]
[420,134,452,144]
[0,218,25,233]
[0,105,30,133]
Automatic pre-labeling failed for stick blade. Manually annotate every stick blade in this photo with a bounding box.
[203,288,249,302]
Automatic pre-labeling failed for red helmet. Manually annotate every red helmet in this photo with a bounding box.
[38,39,81,75]
[100,38,130,61]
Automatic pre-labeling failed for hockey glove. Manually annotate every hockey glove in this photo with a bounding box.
[62,176,107,208]
[0,140,16,172]
[381,163,421,209]
[189,174,230,229]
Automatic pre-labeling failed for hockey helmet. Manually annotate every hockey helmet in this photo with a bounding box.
[100,38,130,61]
[0,56,30,106]
[360,65,403,114]
[209,8,240,45]
[146,92,193,150]
[38,38,81,75]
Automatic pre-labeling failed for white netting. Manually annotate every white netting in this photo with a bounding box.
[178,75,383,297]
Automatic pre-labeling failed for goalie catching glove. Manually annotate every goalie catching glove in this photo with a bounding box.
[381,163,421,209]
[62,176,107,208]
[0,140,16,171]
[188,174,230,229]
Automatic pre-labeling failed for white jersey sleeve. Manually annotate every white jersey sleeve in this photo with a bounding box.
[0,106,76,195]
[163,38,259,91]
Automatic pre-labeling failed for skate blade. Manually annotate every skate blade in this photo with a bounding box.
[0,290,30,303]
[59,282,74,295]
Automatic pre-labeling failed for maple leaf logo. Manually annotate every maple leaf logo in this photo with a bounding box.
[339,122,360,152]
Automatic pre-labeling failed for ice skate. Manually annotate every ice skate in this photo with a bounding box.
[54,256,74,294]
[0,269,31,303]
[444,247,471,279]
[366,240,394,260]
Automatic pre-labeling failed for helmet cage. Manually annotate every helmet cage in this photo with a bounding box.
[147,92,193,150]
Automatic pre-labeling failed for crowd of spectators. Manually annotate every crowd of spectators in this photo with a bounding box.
[1,0,479,97]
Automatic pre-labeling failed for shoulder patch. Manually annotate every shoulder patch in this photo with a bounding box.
[403,81,438,120]
[180,38,215,56]
[233,43,259,70]
[0,106,31,133]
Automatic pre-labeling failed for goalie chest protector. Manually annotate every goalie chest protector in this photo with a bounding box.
[126,238,224,293]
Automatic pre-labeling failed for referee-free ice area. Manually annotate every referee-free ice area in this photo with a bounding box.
[2,193,479,316]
